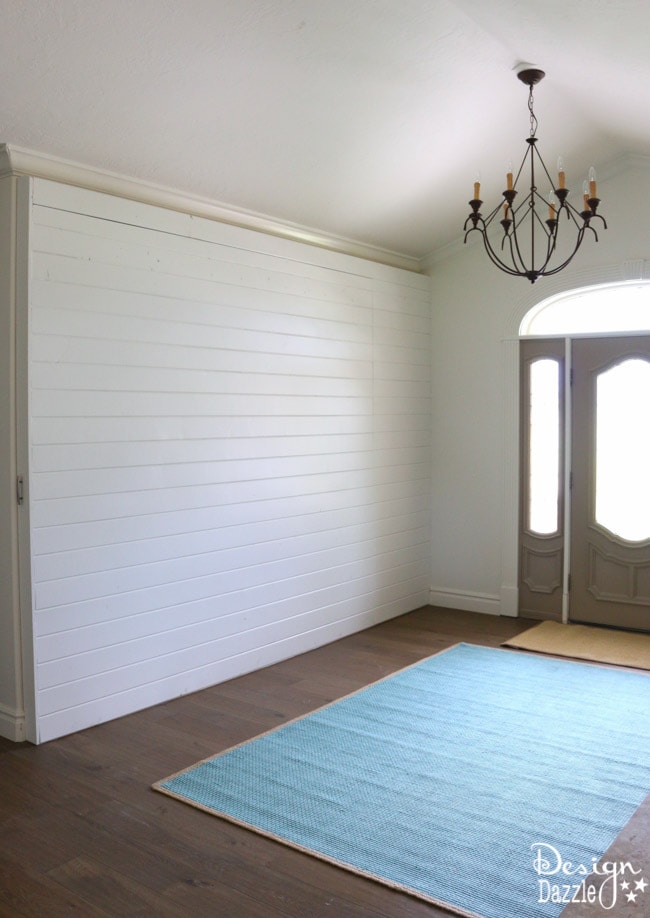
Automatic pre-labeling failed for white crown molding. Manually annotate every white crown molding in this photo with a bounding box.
[423,233,471,270]
[0,143,422,274]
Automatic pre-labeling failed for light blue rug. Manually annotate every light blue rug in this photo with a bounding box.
[154,643,650,918]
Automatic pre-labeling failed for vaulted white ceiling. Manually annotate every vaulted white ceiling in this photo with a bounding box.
[1,0,648,263]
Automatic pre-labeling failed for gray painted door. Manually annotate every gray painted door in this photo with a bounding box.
[570,335,650,631]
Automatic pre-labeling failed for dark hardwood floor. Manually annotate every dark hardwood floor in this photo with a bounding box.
[0,607,648,917]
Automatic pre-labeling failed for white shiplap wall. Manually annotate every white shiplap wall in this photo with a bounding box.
[25,179,431,742]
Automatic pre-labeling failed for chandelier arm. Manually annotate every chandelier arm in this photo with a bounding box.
[532,201,560,271]
[507,208,534,275]
[480,228,525,276]
[530,143,557,193]
[482,190,575,279]
[505,190,565,279]
[509,236,529,275]
[556,201,606,247]
[560,203,586,228]
[481,240,525,276]
[538,228,589,277]
[505,232,526,274]
[478,201,526,270]
[562,200,608,234]
[541,222,606,277]
[584,223,600,243]
[482,200,510,228]
[543,223,559,264]
[561,195,598,227]
[463,198,505,241]
[534,229,561,277]
[462,214,535,276]
[530,198,554,228]
[517,212,557,279]
[512,152,530,189]
[463,224,489,244]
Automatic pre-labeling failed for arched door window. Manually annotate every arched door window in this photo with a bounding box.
[521,282,650,337]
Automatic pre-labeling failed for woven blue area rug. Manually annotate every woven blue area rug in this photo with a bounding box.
[154,643,650,918]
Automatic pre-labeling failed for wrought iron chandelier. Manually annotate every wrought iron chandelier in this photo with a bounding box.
[463,67,607,283]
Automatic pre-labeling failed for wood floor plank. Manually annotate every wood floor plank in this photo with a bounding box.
[0,853,107,917]
[46,856,189,917]
[2,606,644,917]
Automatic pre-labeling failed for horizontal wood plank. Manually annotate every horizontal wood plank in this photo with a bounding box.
[26,183,432,740]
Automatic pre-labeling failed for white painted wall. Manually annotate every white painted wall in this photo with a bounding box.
[17,179,431,743]
[428,157,650,616]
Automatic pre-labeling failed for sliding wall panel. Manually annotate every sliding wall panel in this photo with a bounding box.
[24,180,431,741]
[0,176,23,740]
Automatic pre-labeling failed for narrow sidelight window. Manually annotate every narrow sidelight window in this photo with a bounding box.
[528,358,561,535]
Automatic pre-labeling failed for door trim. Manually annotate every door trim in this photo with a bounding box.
[504,268,650,621]
[515,332,650,626]
[561,337,572,623]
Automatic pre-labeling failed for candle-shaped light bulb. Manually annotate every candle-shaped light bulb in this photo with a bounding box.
[582,180,589,209]
[473,171,481,200]
[506,160,513,191]
[588,166,597,198]
[548,191,556,220]
[557,156,566,190]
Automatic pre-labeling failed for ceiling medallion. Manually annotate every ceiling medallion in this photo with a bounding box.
[463,67,607,283]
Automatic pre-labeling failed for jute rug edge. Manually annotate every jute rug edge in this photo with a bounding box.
[502,620,650,671]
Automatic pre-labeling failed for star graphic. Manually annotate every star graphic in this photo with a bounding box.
[635,877,648,892]
[626,891,637,903]
[621,880,630,890]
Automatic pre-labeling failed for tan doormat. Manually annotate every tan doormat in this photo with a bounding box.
[503,620,650,670]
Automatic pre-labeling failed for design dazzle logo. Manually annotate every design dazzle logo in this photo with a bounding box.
[531,842,648,910]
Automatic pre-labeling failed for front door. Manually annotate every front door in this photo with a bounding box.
[570,336,650,630]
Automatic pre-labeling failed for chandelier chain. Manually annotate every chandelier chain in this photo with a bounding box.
[528,86,538,138]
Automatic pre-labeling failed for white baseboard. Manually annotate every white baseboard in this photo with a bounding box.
[0,703,26,742]
[429,587,502,616]
[499,585,519,618]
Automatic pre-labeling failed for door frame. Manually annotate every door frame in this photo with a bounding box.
[518,331,650,624]
[502,270,650,622]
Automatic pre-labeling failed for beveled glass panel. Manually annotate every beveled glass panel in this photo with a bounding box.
[596,358,650,542]
[528,358,560,535]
